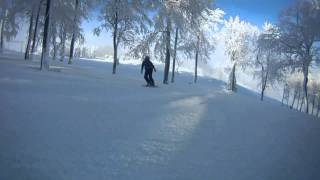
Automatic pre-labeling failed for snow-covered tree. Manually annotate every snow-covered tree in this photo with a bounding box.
[130,0,215,84]
[23,0,40,60]
[67,0,80,64]
[29,0,91,65]
[252,22,284,101]
[50,1,74,61]
[95,0,150,74]
[277,0,320,113]
[67,0,92,64]
[30,0,44,59]
[58,22,68,61]
[223,16,259,91]
[180,8,224,83]
[0,0,25,53]
[130,0,182,82]
[169,1,217,84]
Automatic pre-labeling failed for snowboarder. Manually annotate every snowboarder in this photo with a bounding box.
[141,56,156,87]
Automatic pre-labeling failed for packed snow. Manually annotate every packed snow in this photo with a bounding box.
[0,52,320,180]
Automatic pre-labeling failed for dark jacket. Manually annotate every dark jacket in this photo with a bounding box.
[141,59,156,73]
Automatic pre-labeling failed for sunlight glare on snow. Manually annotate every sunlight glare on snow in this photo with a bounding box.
[0,77,31,84]
[135,96,211,165]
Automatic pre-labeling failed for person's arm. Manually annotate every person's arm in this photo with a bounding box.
[141,61,145,74]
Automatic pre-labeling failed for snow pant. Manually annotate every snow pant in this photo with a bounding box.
[144,69,154,86]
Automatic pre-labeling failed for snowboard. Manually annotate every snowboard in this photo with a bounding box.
[142,84,158,88]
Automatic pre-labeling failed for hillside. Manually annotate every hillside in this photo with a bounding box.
[0,53,319,180]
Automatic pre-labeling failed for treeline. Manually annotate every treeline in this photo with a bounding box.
[222,0,320,116]
[282,76,320,118]
[0,0,92,67]
[0,0,223,79]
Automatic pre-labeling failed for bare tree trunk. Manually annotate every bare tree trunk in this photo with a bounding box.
[317,95,320,117]
[112,10,118,74]
[51,27,57,61]
[261,83,266,101]
[194,35,200,84]
[68,33,76,64]
[0,20,4,53]
[52,41,57,60]
[68,0,79,65]
[302,60,310,113]
[40,0,51,71]
[311,95,316,115]
[60,26,66,62]
[112,30,118,74]
[0,12,6,53]
[31,1,42,59]
[25,8,35,60]
[281,86,286,106]
[291,93,297,109]
[229,62,237,92]
[282,84,290,107]
[163,19,171,84]
[296,90,301,110]
[260,67,268,101]
[171,27,178,83]
[299,97,304,112]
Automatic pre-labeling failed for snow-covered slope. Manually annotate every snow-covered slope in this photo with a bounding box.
[0,53,319,180]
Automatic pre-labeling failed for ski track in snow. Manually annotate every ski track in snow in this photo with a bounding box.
[0,53,320,180]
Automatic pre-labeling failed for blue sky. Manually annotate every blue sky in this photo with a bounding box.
[216,0,294,25]
[83,0,295,47]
